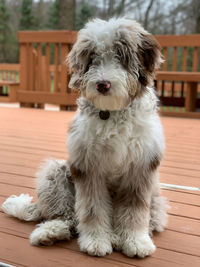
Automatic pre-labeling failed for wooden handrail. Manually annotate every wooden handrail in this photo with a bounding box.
[0,64,20,71]
[155,34,200,46]
[18,31,77,44]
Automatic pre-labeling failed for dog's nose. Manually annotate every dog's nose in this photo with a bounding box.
[96,80,111,94]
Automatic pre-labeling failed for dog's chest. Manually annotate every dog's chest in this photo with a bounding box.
[67,110,157,179]
[68,113,134,174]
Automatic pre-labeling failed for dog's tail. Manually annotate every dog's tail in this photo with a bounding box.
[1,194,42,221]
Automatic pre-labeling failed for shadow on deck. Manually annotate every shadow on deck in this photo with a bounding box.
[0,107,199,267]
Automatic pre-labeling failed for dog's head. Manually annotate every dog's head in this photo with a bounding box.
[67,18,162,111]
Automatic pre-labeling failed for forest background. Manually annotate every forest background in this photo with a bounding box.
[0,0,199,63]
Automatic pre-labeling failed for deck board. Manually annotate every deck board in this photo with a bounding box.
[0,107,200,267]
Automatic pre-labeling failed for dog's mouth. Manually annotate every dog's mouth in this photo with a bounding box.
[97,91,111,96]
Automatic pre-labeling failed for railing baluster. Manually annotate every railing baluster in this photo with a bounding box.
[54,43,59,92]
[172,47,177,71]
[182,47,188,71]
[192,47,198,71]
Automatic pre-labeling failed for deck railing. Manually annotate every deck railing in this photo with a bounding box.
[0,32,200,115]
[155,35,200,114]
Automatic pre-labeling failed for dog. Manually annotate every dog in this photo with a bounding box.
[2,18,167,258]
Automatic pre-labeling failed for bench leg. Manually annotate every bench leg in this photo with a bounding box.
[185,82,197,112]
[60,105,77,111]
[9,85,18,102]
[20,103,35,108]
[0,86,3,96]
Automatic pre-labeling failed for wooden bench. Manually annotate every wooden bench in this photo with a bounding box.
[0,81,19,103]
[17,31,79,109]
[155,34,200,112]
[0,64,20,103]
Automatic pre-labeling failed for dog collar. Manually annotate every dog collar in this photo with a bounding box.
[99,110,110,120]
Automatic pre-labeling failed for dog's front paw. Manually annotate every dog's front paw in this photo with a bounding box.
[122,232,156,258]
[78,234,112,256]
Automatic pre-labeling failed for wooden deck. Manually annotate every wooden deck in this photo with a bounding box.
[0,107,199,267]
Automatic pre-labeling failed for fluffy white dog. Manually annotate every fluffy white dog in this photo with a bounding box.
[2,18,167,258]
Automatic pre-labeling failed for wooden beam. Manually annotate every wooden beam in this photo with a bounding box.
[18,31,77,44]
[156,71,200,81]
[17,91,78,106]
[159,110,200,119]
[155,34,200,47]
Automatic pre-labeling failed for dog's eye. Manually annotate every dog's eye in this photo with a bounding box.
[85,53,95,73]
[85,58,93,73]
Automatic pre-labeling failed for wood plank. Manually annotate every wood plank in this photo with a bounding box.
[160,165,200,179]
[182,47,188,71]
[160,107,200,118]
[192,47,198,71]
[154,230,200,256]
[17,91,78,106]
[19,43,28,91]
[156,71,200,81]
[185,82,197,112]
[172,47,177,71]
[160,173,200,188]
[167,215,200,236]
[28,44,34,91]
[37,43,42,92]
[18,31,77,44]
[155,34,200,47]
[60,44,69,94]
[162,189,199,206]
[0,81,19,86]
[53,44,59,92]
[0,64,20,71]
[45,43,51,91]
[162,47,167,71]
[168,201,200,220]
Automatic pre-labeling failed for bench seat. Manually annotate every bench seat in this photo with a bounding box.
[0,80,19,102]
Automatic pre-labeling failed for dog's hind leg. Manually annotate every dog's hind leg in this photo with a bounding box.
[2,194,42,222]
[2,158,76,225]
[30,219,73,246]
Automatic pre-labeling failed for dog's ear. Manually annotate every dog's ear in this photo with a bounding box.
[138,34,163,86]
[67,36,94,90]
[67,37,94,74]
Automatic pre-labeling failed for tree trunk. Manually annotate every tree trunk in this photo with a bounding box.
[195,3,200,33]
[58,0,76,30]
[144,0,155,30]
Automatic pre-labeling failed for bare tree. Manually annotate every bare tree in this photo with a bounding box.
[143,0,155,30]
[58,0,76,30]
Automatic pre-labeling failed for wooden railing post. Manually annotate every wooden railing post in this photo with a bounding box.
[185,82,197,112]
[19,42,34,107]
[19,43,28,91]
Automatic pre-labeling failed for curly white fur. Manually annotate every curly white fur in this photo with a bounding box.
[2,194,33,220]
